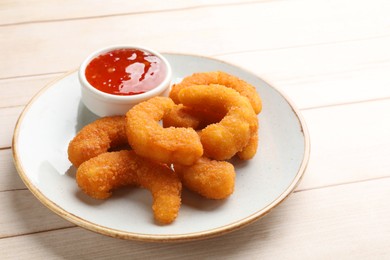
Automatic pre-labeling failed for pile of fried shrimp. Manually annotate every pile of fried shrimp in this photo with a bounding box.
[68,71,262,225]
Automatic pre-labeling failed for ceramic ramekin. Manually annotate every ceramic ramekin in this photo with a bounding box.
[78,45,172,117]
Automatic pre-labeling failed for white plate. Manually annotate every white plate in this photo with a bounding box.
[13,53,310,242]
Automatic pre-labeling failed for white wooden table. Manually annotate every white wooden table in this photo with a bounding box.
[1,0,390,258]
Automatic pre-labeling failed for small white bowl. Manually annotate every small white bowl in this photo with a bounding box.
[79,45,172,117]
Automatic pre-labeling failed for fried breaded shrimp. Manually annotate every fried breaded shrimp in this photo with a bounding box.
[237,130,259,160]
[76,150,182,224]
[174,157,235,199]
[125,96,203,165]
[68,116,127,167]
[170,71,262,114]
[163,103,224,130]
[178,84,258,160]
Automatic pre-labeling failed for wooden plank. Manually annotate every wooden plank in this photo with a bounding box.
[279,64,390,110]
[0,74,60,108]
[298,98,390,190]
[218,35,390,109]
[1,0,389,78]
[1,178,389,259]
[0,149,26,191]
[0,190,73,239]
[0,106,23,148]
[0,0,256,26]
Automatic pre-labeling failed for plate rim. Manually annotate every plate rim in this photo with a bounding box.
[12,53,310,242]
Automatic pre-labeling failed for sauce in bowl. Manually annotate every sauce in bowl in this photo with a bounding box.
[79,45,172,117]
[85,49,167,96]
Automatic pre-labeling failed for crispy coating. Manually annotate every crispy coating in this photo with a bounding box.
[68,116,127,167]
[174,157,235,199]
[237,131,259,160]
[178,84,258,160]
[76,150,182,224]
[170,71,262,114]
[125,96,203,165]
[163,103,224,130]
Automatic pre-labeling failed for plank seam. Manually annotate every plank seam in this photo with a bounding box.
[294,175,390,193]
[0,226,76,240]
[0,188,28,193]
[300,96,390,111]
[0,71,65,81]
[214,33,390,56]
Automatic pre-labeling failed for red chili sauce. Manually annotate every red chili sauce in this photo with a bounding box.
[85,49,167,96]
